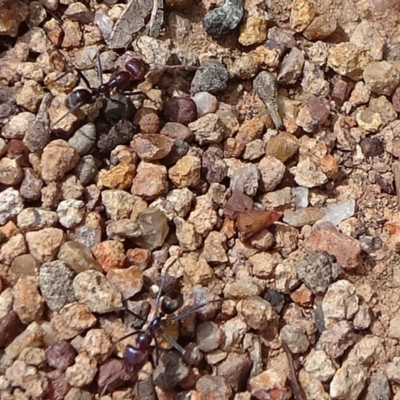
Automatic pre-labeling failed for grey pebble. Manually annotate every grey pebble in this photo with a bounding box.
[203,0,243,39]
[0,188,24,225]
[152,350,190,390]
[191,60,229,95]
[253,71,283,130]
[97,119,136,154]
[73,155,99,185]
[230,164,260,196]
[298,251,341,295]
[68,123,96,155]
[39,261,76,311]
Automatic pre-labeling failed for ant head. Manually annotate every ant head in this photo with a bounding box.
[161,289,183,314]
[125,58,150,81]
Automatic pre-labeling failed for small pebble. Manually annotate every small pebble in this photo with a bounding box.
[163,97,198,126]
[239,17,267,46]
[203,0,243,39]
[192,92,219,117]
[46,341,77,371]
[73,270,123,313]
[131,134,174,161]
[39,260,76,311]
[92,240,126,272]
[191,60,229,95]
[298,251,341,295]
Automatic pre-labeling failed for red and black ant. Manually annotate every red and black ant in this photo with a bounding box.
[98,275,228,396]
[51,54,150,128]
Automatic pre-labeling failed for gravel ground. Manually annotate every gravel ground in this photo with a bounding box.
[1,0,400,399]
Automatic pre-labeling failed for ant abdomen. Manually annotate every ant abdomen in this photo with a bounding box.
[65,88,93,109]
[125,58,150,81]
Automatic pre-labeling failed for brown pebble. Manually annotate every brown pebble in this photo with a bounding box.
[164,97,198,126]
[360,137,383,158]
[133,107,161,134]
[130,133,174,161]
[393,86,400,112]
[223,190,254,219]
[97,358,135,394]
[126,248,151,269]
[0,310,25,348]
[46,341,77,371]
[236,209,281,240]
[6,139,30,167]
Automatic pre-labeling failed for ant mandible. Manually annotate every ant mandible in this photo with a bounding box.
[51,54,150,127]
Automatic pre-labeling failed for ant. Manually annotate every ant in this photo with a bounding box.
[51,53,150,128]
[99,275,228,396]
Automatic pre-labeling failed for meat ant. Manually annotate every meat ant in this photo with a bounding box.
[51,53,150,128]
[99,275,229,396]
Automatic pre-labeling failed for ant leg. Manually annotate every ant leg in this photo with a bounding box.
[160,332,186,355]
[170,298,229,322]
[50,103,83,128]
[97,51,104,86]
[75,68,92,90]
[116,329,142,343]
[120,90,148,97]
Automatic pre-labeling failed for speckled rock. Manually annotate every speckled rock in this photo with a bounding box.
[41,140,80,182]
[297,251,341,294]
[239,17,267,46]
[330,361,367,399]
[258,155,286,192]
[363,61,400,96]
[73,270,123,313]
[57,199,85,228]
[65,353,97,387]
[0,188,24,225]
[131,162,168,201]
[25,227,65,263]
[17,208,58,231]
[92,240,126,272]
[322,280,359,329]
[169,154,201,188]
[191,60,229,94]
[306,221,362,270]
[97,163,135,190]
[50,303,96,340]
[39,260,76,311]
[57,241,102,274]
[327,42,372,80]
[12,277,44,324]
